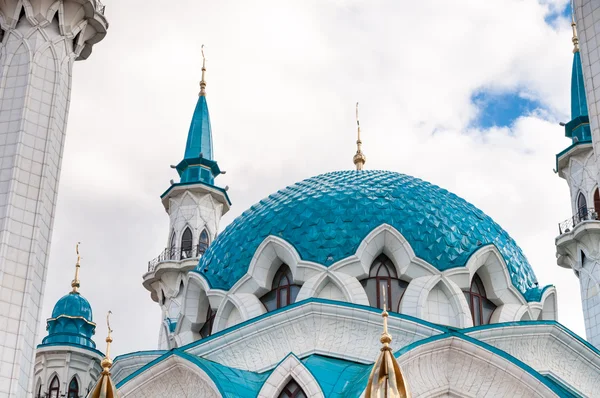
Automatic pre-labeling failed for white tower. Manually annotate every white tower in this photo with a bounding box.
[143,53,230,349]
[555,18,600,348]
[0,1,107,396]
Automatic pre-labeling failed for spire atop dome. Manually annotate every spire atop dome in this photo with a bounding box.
[87,311,119,398]
[353,102,366,170]
[365,289,410,398]
[199,44,207,96]
[572,19,579,54]
[71,242,81,293]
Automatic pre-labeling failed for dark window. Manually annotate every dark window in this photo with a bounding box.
[260,265,301,312]
[49,376,60,398]
[578,192,588,221]
[180,227,193,259]
[36,382,42,398]
[361,254,408,311]
[199,306,216,338]
[464,274,496,326]
[169,230,177,259]
[68,377,79,398]
[198,229,210,255]
[594,189,600,217]
[278,379,307,398]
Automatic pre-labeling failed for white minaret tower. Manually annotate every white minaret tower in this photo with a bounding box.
[555,17,600,348]
[143,49,230,349]
[0,1,107,396]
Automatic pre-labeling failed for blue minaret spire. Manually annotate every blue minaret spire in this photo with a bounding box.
[176,46,222,185]
[565,18,591,142]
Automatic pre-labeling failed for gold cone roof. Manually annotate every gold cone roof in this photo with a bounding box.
[365,297,410,398]
[87,312,119,398]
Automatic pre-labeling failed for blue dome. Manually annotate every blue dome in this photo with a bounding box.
[197,170,542,300]
[41,292,96,349]
[51,292,93,321]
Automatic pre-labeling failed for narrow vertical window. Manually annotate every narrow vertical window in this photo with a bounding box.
[169,230,177,260]
[199,305,216,338]
[361,254,408,311]
[180,227,193,259]
[578,192,588,221]
[260,264,301,311]
[68,377,79,398]
[198,229,210,255]
[49,376,60,398]
[36,381,42,398]
[594,189,600,218]
[464,274,496,326]
[278,379,307,398]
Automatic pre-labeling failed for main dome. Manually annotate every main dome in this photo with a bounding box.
[197,170,541,299]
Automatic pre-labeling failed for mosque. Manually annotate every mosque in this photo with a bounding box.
[2,0,600,397]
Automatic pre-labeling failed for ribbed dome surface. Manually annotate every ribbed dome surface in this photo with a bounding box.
[197,170,541,300]
[51,292,93,321]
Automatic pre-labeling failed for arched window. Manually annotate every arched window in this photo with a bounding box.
[198,229,210,255]
[260,265,301,312]
[361,254,408,311]
[578,192,588,221]
[169,230,177,260]
[278,379,307,398]
[36,381,42,398]
[199,306,216,338]
[48,376,60,398]
[180,227,193,259]
[68,377,79,398]
[594,189,600,218]
[464,274,496,326]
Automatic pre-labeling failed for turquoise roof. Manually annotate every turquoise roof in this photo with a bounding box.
[565,51,591,142]
[41,292,96,349]
[178,95,221,185]
[196,170,543,301]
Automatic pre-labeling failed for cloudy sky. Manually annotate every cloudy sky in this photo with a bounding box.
[38,0,581,356]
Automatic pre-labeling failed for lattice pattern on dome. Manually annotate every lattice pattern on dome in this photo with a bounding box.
[196,170,541,300]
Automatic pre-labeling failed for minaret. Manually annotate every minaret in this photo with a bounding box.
[34,244,103,398]
[0,2,108,395]
[143,48,231,349]
[555,18,600,348]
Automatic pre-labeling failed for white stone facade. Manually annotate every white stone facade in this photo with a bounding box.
[0,1,106,396]
[33,345,102,398]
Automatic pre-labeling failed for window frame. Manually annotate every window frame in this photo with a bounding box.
[180,227,193,259]
[465,274,496,326]
[361,254,408,311]
[278,379,307,398]
[260,264,301,312]
[198,228,210,255]
[48,376,60,398]
[67,376,79,398]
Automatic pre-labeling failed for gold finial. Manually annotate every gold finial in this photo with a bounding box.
[353,102,366,171]
[365,285,411,398]
[199,44,207,96]
[572,2,579,53]
[86,311,119,398]
[101,311,114,374]
[71,242,81,293]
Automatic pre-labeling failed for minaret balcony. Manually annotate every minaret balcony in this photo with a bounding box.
[556,208,600,269]
[147,244,208,273]
[558,208,600,235]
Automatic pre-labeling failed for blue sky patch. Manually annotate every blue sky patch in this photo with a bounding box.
[471,90,543,129]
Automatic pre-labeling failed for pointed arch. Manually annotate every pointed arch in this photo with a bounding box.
[48,375,60,398]
[464,274,497,326]
[595,188,600,216]
[257,354,324,398]
[67,376,79,398]
[181,226,193,259]
[260,264,301,311]
[198,228,210,255]
[296,271,368,305]
[577,191,588,221]
[213,293,265,333]
[169,229,177,259]
[35,378,42,398]
[360,254,409,311]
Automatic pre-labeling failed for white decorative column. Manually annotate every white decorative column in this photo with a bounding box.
[0,1,107,396]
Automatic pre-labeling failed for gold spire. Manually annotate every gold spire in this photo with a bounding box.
[353,102,366,170]
[86,311,119,398]
[365,288,410,398]
[199,44,207,96]
[71,242,81,293]
[572,3,579,53]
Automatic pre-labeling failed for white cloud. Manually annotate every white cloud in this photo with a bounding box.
[40,0,583,356]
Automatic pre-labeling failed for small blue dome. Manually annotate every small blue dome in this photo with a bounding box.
[51,292,93,321]
[41,292,96,349]
[197,170,543,301]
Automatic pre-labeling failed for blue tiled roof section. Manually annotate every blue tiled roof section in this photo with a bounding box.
[301,355,369,397]
[185,95,213,161]
[571,52,588,120]
[197,170,542,300]
[51,292,93,320]
[42,292,96,349]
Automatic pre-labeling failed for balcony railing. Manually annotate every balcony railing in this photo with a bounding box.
[148,244,208,272]
[558,207,599,235]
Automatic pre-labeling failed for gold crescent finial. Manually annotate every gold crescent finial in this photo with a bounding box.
[571,0,579,53]
[353,102,366,171]
[199,44,207,96]
[101,311,114,374]
[71,242,81,293]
